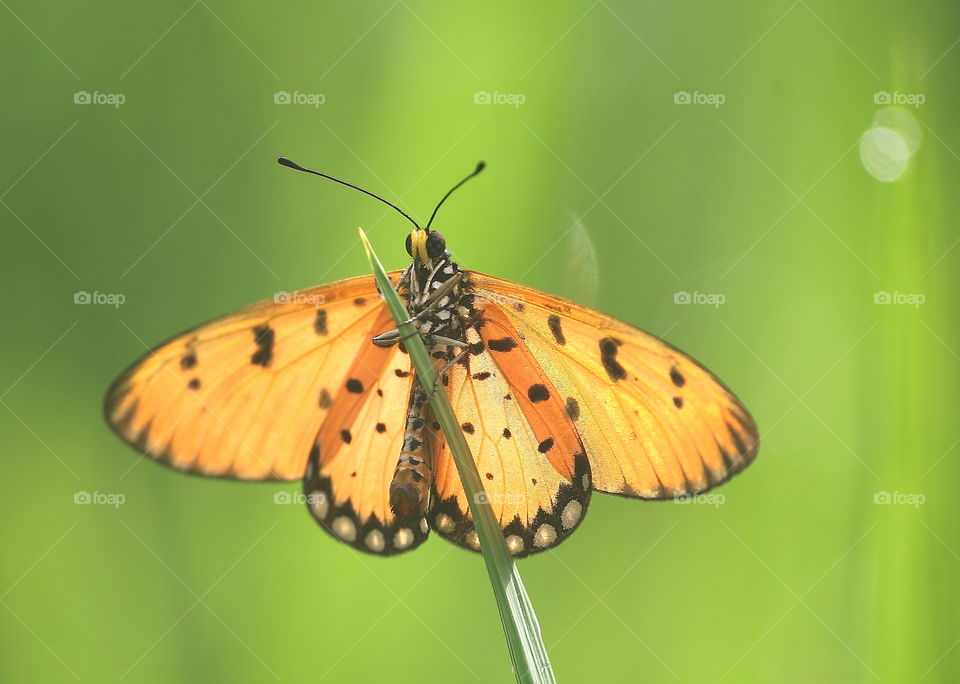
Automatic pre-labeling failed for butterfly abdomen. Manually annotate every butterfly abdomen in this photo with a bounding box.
[389,381,433,519]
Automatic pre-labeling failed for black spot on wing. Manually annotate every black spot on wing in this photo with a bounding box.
[565,397,580,421]
[340,429,352,444]
[180,351,197,370]
[488,337,518,352]
[251,324,274,367]
[502,428,512,439]
[472,371,491,381]
[319,388,331,409]
[547,315,566,345]
[538,438,554,453]
[376,422,386,433]
[346,378,364,394]
[187,378,201,390]
[673,396,684,408]
[527,384,550,402]
[461,422,475,434]
[353,297,366,306]
[395,368,410,377]
[314,310,328,335]
[599,337,626,381]
[670,366,686,387]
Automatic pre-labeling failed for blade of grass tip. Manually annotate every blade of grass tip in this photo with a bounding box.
[358,228,555,684]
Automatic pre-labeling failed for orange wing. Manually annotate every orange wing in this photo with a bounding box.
[105,272,402,481]
[429,302,591,558]
[301,338,430,555]
[467,272,759,499]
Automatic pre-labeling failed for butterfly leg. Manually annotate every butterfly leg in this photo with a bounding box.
[371,327,433,347]
[414,271,463,310]
[391,272,465,329]
[371,325,469,349]
[389,379,434,521]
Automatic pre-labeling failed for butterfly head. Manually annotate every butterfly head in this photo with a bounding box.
[405,229,446,264]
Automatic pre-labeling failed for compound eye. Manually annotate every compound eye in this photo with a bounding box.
[405,232,414,257]
[425,231,446,259]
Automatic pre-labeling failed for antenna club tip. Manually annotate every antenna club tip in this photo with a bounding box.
[475,161,486,173]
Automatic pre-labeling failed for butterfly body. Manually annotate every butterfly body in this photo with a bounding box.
[106,164,759,559]
[388,378,433,519]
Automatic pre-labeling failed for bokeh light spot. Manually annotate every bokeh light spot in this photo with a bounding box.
[860,127,911,182]
[860,107,921,183]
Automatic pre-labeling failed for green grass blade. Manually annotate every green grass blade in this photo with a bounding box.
[358,228,556,684]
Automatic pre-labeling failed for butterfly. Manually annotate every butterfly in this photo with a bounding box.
[105,158,759,558]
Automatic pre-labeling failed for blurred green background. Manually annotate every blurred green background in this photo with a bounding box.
[2,1,958,682]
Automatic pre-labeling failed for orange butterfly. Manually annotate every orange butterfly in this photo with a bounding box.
[105,159,759,558]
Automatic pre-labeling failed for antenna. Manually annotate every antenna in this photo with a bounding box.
[425,161,485,230]
[277,157,421,230]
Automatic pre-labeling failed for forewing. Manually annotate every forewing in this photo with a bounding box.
[469,271,759,499]
[105,272,401,480]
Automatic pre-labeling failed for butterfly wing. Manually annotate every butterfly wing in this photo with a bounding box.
[466,272,759,500]
[429,301,592,558]
[105,272,403,481]
[301,340,430,555]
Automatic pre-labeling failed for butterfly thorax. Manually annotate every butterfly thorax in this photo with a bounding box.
[401,252,473,344]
